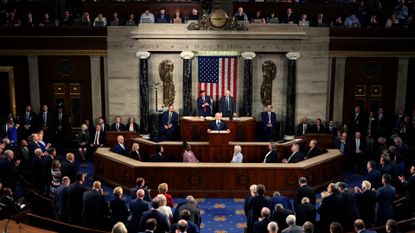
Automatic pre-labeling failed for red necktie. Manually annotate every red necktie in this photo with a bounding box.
[203,97,206,112]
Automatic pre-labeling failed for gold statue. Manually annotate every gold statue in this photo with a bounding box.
[159,60,175,107]
[260,61,277,106]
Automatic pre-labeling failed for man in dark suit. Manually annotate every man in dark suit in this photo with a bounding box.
[263,142,278,163]
[247,184,272,233]
[326,120,338,137]
[317,183,342,233]
[197,90,212,117]
[32,148,45,194]
[173,196,202,228]
[305,139,322,159]
[19,105,36,140]
[140,218,157,233]
[171,209,200,233]
[60,152,78,184]
[261,105,277,141]
[161,105,179,141]
[110,116,126,132]
[219,90,236,118]
[67,173,88,224]
[97,117,110,133]
[376,174,396,226]
[88,124,106,155]
[271,204,293,231]
[271,191,292,213]
[82,181,109,229]
[0,150,20,192]
[311,118,325,134]
[38,104,54,142]
[140,197,170,233]
[130,177,152,202]
[155,9,171,23]
[210,112,228,131]
[350,105,367,136]
[354,180,376,229]
[284,143,304,163]
[349,131,367,173]
[293,177,316,212]
[295,197,316,226]
[111,135,129,156]
[54,176,71,221]
[129,189,150,233]
[244,184,257,232]
[338,182,360,231]
[365,161,381,189]
[399,165,415,217]
[296,117,311,136]
[253,207,271,233]
[152,145,168,162]
[376,107,390,137]
[354,219,377,233]
[54,106,68,149]
[280,8,297,24]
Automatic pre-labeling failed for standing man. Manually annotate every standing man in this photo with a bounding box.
[219,90,236,118]
[38,104,54,142]
[209,112,228,131]
[197,90,212,117]
[111,116,125,132]
[261,105,277,141]
[161,105,179,141]
[20,105,36,140]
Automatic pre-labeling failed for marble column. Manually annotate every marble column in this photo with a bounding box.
[241,52,256,116]
[27,56,40,113]
[395,57,409,110]
[136,51,151,134]
[285,52,301,136]
[90,55,102,122]
[333,57,346,124]
[180,51,195,116]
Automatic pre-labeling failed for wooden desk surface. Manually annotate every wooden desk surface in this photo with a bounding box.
[0,219,57,233]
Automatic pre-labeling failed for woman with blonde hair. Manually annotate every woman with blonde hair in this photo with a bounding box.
[110,186,129,226]
[158,183,174,207]
[78,124,89,160]
[231,145,243,163]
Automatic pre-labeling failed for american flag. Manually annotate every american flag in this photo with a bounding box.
[198,56,238,102]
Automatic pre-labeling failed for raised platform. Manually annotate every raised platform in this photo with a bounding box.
[93,147,344,198]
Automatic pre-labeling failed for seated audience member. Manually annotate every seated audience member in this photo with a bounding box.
[312,118,325,133]
[161,105,179,140]
[271,191,293,212]
[173,9,184,24]
[78,124,89,160]
[182,142,199,162]
[197,90,212,117]
[80,12,91,26]
[298,13,310,27]
[140,9,155,23]
[111,116,125,131]
[271,204,293,231]
[267,13,279,24]
[129,142,144,161]
[330,222,344,233]
[111,222,128,233]
[22,12,35,27]
[354,180,376,229]
[261,105,277,141]
[130,177,152,201]
[368,14,380,28]
[110,186,129,226]
[210,112,228,131]
[297,117,311,136]
[331,16,344,28]
[231,145,243,163]
[140,197,171,233]
[0,187,21,216]
[112,135,129,156]
[280,8,297,24]
[93,13,107,27]
[152,145,168,162]
[60,10,73,26]
[109,12,121,26]
[89,124,106,152]
[305,139,322,159]
[394,0,409,26]
[234,7,248,21]
[344,13,361,28]
[267,221,279,233]
[314,13,327,27]
[251,11,265,24]
[127,117,139,133]
[158,183,174,207]
[263,142,278,163]
[157,194,173,223]
[187,8,199,21]
[171,210,200,233]
[173,196,202,229]
[254,207,271,233]
[386,13,400,28]
[125,14,137,26]
[128,189,150,233]
[282,215,303,233]
[155,9,171,23]
[296,197,316,226]
[283,143,304,163]
[38,13,54,26]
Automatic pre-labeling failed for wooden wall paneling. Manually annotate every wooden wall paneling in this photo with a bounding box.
[405,58,415,113]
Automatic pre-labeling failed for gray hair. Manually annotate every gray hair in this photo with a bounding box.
[286,214,296,225]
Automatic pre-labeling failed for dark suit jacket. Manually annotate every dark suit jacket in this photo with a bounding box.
[174,202,202,228]
[339,190,360,231]
[129,198,150,232]
[271,195,292,212]
[130,185,152,202]
[306,147,322,159]
[349,137,367,155]
[0,195,19,215]
[311,124,325,133]
[54,112,68,133]
[170,222,200,233]
[281,225,303,233]
[264,150,278,163]
[140,209,170,233]
[155,14,171,23]
[88,130,106,145]
[261,111,277,128]
[271,208,293,231]
[67,181,88,224]
[317,192,342,233]
[20,111,36,130]
[197,96,212,116]
[110,197,129,225]
[365,169,382,189]
[326,126,338,136]
[350,111,367,134]
[129,150,144,161]
[152,152,168,162]
[287,151,304,163]
[219,96,236,117]
[110,123,126,131]
[209,120,228,130]
[296,123,311,136]
[161,111,179,133]
[280,13,297,23]
[295,202,316,225]
[54,184,70,219]
[247,195,272,232]
[403,174,415,214]
[293,185,316,211]
[82,189,109,228]
[356,190,376,227]
[253,217,270,233]
[0,158,19,190]
[60,160,78,183]
[112,143,129,156]
[38,111,54,131]
[376,184,396,224]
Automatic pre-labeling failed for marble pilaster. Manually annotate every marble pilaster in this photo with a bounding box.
[285,52,301,135]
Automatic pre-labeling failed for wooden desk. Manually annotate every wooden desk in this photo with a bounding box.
[0,219,57,233]
[180,116,256,142]
[105,131,140,147]
[94,148,344,198]
[133,138,305,163]
[302,133,335,151]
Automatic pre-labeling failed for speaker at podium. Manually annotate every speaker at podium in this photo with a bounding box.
[207,129,230,145]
